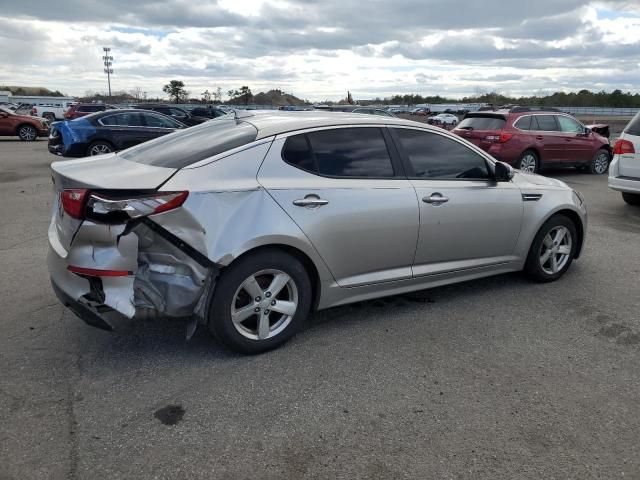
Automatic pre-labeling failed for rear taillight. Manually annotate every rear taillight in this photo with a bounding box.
[613,139,635,155]
[86,191,189,222]
[484,132,513,143]
[61,189,89,219]
[61,189,188,222]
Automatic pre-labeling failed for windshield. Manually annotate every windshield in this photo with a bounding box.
[119,117,259,168]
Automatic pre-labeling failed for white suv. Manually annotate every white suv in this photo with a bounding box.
[609,112,640,205]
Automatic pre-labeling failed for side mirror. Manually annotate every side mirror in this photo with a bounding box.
[494,161,514,182]
[582,127,591,136]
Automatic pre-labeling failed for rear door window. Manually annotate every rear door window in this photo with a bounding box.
[308,128,395,177]
[535,115,559,131]
[624,111,640,137]
[99,112,146,127]
[282,134,315,172]
[456,116,506,130]
[395,128,489,180]
[143,113,182,128]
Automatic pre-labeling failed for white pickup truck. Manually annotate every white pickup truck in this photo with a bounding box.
[18,100,75,122]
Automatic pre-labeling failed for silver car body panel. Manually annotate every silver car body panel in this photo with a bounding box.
[48,111,588,328]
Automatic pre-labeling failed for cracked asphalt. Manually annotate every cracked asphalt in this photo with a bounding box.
[1,138,639,479]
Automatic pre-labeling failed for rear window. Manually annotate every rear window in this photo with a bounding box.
[119,117,258,168]
[457,115,506,130]
[624,111,640,137]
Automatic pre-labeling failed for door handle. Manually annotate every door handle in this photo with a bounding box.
[293,195,329,208]
[535,135,544,140]
[422,193,449,205]
[565,138,572,142]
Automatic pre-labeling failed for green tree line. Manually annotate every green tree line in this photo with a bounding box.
[373,89,640,108]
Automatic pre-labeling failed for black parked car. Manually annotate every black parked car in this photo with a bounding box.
[189,106,228,119]
[131,104,208,126]
[48,109,186,157]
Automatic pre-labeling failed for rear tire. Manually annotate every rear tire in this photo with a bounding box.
[588,148,610,174]
[18,124,37,141]
[622,192,640,206]
[87,141,114,156]
[524,215,577,282]
[208,249,312,354]
[43,113,55,122]
[518,150,539,174]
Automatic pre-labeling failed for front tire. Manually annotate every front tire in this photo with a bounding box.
[588,148,610,174]
[18,125,37,141]
[524,215,577,282]
[208,249,312,354]
[622,192,640,206]
[518,150,539,174]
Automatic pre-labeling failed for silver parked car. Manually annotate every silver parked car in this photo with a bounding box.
[48,111,587,354]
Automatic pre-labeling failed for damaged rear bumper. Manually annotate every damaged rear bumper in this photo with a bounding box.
[48,209,219,332]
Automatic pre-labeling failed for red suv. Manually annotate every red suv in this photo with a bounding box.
[64,104,114,120]
[452,107,611,174]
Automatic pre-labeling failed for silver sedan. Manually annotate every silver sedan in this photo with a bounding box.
[48,111,587,354]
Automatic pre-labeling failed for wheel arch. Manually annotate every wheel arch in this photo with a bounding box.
[86,139,115,155]
[220,243,323,312]
[539,208,585,259]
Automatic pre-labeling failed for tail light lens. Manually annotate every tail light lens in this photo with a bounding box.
[613,139,635,155]
[61,189,89,219]
[86,191,189,222]
[60,189,188,222]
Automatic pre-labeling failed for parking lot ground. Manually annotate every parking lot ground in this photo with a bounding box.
[1,139,640,479]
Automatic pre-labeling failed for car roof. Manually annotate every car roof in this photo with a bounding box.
[238,110,441,140]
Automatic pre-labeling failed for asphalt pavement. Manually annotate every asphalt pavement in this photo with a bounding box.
[1,139,639,479]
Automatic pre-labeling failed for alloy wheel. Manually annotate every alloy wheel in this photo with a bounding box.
[519,154,537,173]
[593,152,609,174]
[19,126,36,141]
[539,226,572,275]
[231,269,298,340]
[89,144,112,156]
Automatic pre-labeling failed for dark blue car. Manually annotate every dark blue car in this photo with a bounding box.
[48,109,186,157]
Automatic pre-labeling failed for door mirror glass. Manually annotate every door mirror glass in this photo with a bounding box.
[583,127,591,136]
[494,161,514,182]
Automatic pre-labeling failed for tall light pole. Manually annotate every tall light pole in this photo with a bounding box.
[102,47,113,99]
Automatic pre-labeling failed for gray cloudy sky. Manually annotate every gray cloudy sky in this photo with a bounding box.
[1,0,639,100]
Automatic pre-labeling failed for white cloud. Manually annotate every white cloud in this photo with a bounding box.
[0,1,638,100]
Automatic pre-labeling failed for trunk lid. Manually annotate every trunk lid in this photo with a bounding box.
[50,154,178,251]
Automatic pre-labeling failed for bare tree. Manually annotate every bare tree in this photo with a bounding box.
[129,86,143,101]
